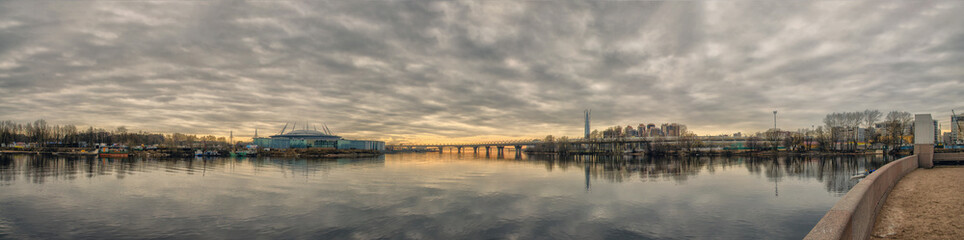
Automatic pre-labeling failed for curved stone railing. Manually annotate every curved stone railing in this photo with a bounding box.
[805,155,919,240]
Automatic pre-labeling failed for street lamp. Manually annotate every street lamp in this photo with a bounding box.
[773,110,778,130]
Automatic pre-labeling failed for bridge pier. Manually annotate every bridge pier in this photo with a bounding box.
[497,146,504,155]
[457,146,462,153]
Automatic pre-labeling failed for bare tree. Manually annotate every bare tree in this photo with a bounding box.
[679,132,701,153]
[784,132,805,152]
[883,111,912,153]
[824,113,844,151]
[846,112,863,151]
[864,109,881,129]
[765,129,781,151]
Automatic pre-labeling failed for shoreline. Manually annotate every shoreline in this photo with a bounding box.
[1,148,383,159]
[523,150,899,157]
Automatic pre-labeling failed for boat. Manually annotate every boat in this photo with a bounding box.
[229,150,249,157]
[97,147,130,158]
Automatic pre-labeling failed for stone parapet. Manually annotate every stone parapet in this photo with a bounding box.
[805,155,919,240]
[914,144,934,168]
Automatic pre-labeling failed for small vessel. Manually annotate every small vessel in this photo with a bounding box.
[98,147,130,158]
[850,169,876,180]
[229,150,249,157]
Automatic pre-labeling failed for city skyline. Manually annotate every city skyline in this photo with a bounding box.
[1,1,963,144]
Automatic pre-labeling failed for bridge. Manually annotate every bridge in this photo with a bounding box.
[388,136,764,155]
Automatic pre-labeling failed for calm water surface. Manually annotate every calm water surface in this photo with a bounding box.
[0,153,894,239]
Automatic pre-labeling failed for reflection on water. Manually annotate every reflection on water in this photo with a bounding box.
[0,153,893,239]
[533,155,893,196]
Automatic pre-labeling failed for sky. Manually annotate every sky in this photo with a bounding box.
[0,1,962,144]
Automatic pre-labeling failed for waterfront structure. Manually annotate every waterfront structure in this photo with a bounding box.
[806,113,964,240]
[952,112,963,145]
[253,124,384,151]
[908,120,941,144]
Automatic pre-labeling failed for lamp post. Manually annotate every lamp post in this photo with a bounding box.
[773,111,778,130]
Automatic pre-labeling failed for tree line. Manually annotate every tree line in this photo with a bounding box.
[0,119,228,148]
[741,110,913,153]
[535,109,915,154]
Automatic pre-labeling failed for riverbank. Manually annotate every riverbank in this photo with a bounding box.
[871,166,964,239]
[524,149,896,157]
[2,147,383,159]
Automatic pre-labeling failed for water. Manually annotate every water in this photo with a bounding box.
[0,153,893,239]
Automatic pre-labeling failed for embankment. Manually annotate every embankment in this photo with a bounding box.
[805,155,919,239]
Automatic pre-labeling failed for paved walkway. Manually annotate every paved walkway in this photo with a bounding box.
[871,166,964,239]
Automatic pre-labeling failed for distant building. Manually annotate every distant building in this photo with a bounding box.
[839,127,868,142]
[253,125,384,151]
[661,123,686,137]
[908,120,941,144]
[647,123,661,137]
[952,114,963,145]
[934,120,941,144]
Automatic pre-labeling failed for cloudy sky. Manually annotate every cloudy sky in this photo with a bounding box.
[0,1,962,143]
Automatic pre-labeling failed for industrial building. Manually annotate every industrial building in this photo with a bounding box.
[252,123,384,151]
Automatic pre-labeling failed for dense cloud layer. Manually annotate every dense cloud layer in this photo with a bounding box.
[1,1,962,143]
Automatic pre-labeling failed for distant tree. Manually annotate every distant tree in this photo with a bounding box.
[746,136,763,151]
[589,130,602,139]
[863,109,881,129]
[784,132,805,152]
[824,113,842,151]
[678,132,702,153]
[764,129,782,151]
[883,111,912,153]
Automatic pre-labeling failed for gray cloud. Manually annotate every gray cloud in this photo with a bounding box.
[0,1,962,143]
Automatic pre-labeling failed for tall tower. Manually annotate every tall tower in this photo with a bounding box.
[585,109,591,139]
[773,110,778,130]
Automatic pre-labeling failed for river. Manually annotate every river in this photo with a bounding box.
[0,153,894,239]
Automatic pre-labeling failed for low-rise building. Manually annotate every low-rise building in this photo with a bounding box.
[253,128,384,151]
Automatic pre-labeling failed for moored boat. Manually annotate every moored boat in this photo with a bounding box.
[97,147,130,158]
